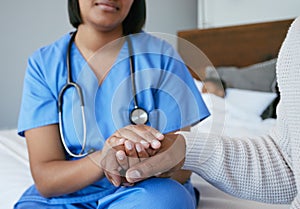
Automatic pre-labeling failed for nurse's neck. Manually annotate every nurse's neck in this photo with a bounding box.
[75,25,124,60]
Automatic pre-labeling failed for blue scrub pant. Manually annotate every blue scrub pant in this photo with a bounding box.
[14,178,197,209]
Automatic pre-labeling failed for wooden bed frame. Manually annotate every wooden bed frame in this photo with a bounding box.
[177,18,294,79]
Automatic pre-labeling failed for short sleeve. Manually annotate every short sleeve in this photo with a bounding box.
[18,52,59,137]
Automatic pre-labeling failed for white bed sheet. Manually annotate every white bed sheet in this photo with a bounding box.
[0,129,290,209]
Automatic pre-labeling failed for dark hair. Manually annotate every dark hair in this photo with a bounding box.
[68,0,146,35]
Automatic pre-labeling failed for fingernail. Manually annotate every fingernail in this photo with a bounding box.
[125,141,133,150]
[155,133,164,140]
[135,144,142,153]
[116,151,125,160]
[151,140,161,149]
[107,175,118,187]
[128,170,141,179]
[118,138,125,145]
[111,179,118,187]
[140,140,150,148]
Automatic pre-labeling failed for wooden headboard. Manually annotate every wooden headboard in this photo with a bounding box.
[177,18,294,79]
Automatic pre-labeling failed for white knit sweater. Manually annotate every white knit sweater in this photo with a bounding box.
[182,16,300,208]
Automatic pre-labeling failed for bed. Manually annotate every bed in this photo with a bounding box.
[177,18,294,208]
[0,18,295,209]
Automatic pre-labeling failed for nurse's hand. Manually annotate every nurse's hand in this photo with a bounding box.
[125,133,186,184]
[113,125,164,149]
[99,136,126,187]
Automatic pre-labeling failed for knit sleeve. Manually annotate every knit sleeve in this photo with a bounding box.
[181,128,296,204]
[180,16,300,206]
[276,16,300,208]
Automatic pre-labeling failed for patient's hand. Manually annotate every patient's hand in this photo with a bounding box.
[125,133,186,184]
[101,125,190,186]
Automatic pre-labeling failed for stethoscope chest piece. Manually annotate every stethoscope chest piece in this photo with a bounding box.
[130,107,148,125]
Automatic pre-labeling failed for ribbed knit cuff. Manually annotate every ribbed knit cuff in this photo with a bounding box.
[178,131,219,173]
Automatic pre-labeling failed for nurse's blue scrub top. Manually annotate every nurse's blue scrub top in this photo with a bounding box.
[17,32,210,204]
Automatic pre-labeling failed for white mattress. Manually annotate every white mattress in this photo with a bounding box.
[0,129,33,209]
[0,129,290,209]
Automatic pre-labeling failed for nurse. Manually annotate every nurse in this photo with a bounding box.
[15,0,209,208]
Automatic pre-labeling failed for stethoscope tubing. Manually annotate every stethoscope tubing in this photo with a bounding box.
[58,32,148,158]
[58,31,88,158]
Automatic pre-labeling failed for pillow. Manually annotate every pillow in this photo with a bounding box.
[225,88,277,116]
[206,58,277,92]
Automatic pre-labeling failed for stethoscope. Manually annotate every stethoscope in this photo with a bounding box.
[58,31,149,158]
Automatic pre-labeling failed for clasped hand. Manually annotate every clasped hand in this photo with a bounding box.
[99,125,186,187]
